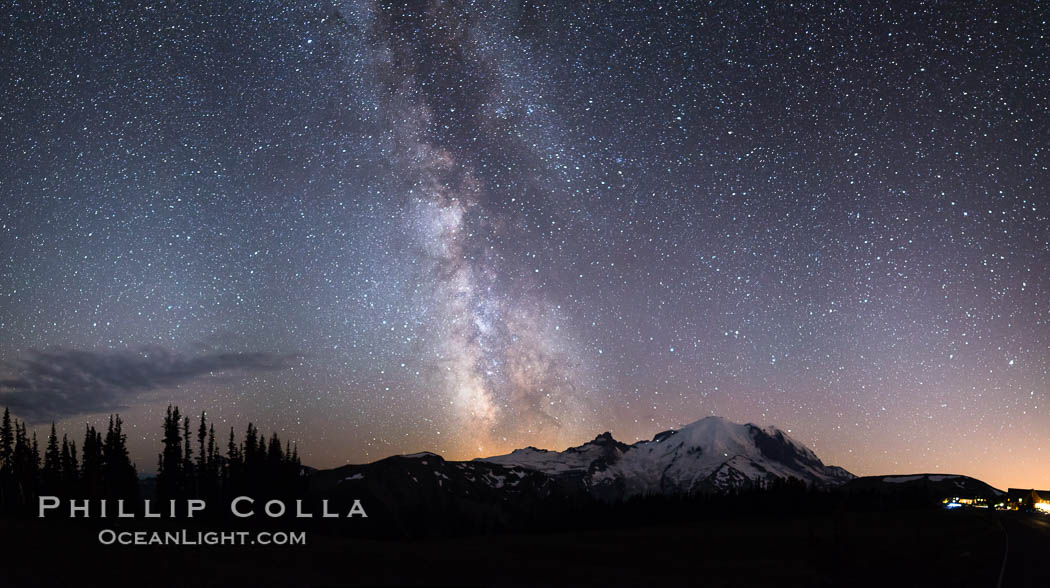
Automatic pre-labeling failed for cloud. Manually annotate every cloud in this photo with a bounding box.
[0,347,297,423]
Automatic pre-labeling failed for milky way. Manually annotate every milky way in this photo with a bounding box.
[362,1,598,454]
[0,1,1047,489]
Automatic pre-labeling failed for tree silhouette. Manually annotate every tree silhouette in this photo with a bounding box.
[207,424,218,478]
[157,405,184,501]
[42,423,61,493]
[182,415,193,490]
[0,407,12,473]
[81,424,104,498]
[196,413,207,472]
[102,415,138,501]
[60,434,78,491]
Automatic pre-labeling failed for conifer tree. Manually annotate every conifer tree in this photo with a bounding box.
[268,432,283,469]
[30,430,40,473]
[0,407,12,509]
[196,412,208,473]
[0,407,12,472]
[182,416,193,490]
[43,423,61,491]
[60,434,78,489]
[157,406,183,500]
[11,422,31,505]
[205,423,218,495]
[225,426,240,489]
[243,422,262,487]
[207,424,217,473]
[82,424,103,497]
[103,415,137,500]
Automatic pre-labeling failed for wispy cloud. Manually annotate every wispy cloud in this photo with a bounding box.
[0,347,298,423]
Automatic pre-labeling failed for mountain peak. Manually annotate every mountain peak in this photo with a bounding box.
[583,431,631,453]
[672,415,747,437]
[399,451,442,459]
[513,446,549,453]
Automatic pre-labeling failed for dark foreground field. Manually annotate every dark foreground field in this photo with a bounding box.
[0,509,1035,587]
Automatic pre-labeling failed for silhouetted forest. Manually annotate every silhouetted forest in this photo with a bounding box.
[155,405,305,505]
[0,407,137,512]
[0,406,304,515]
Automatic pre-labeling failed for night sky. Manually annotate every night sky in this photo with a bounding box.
[1,1,1047,490]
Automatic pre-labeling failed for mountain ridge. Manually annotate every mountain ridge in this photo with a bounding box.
[312,415,855,511]
[479,415,854,495]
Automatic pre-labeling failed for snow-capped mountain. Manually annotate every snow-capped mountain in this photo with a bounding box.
[309,415,854,536]
[480,416,853,495]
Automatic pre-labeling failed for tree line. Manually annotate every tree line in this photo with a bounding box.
[0,405,305,514]
[155,405,304,504]
[0,407,137,511]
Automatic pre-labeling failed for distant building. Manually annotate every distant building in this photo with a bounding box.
[1004,488,1050,512]
[942,496,988,509]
